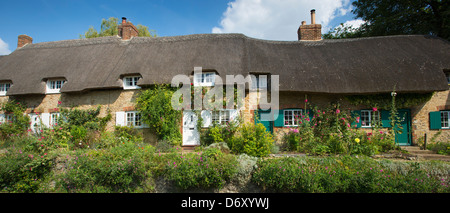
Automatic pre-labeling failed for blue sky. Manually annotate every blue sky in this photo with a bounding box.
[0,0,360,55]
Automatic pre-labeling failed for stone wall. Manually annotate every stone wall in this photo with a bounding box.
[411,90,450,144]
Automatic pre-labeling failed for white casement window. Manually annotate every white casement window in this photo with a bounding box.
[0,83,11,96]
[194,72,215,87]
[250,75,268,90]
[123,76,141,90]
[212,110,230,125]
[441,111,450,129]
[50,113,60,126]
[284,109,302,126]
[201,109,238,127]
[126,111,143,128]
[46,79,65,94]
[360,110,372,127]
[361,110,381,128]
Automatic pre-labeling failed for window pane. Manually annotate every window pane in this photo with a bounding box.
[361,110,371,127]
[127,112,134,126]
[135,113,142,126]
[441,111,449,128]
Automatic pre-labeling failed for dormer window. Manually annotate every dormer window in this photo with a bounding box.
[46,79,65,94]
[123,76,141,90]
[250,74,269,90]
[0,82,11,96]
[194,72,215,87]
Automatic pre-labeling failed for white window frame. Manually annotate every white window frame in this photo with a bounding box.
[441,111,450,129]
[212,110,230,125]
[126,111,143,128]
[46,79,65,94]
[123,76,141,90]
[250,75,268,90]
[360,110,372,128]
[361,110,381,128]
[194,72,215,87]
[284,109,302,127]
[0,83,11,96]
[50,113,60,126]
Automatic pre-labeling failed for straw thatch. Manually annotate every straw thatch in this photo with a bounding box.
[0,33,449,95]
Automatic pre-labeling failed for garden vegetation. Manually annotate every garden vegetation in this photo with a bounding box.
[0,87,449,193]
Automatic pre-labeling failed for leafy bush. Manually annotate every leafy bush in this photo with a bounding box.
[252,156,450,193]
[282,104,397,156]
[229,123,274,157]
[114,125,143,143]
[428,142,450,156]
[135,84,182,145]
[0,137,54,192]
[200,119,239,146]
[59,106,111,131]
[57,141,149,192]
[163,152,238,190]
[0,100,30,140]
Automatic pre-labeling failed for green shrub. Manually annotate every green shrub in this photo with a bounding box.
[135,84,182,145]
[163,152,238,190]
[57,142,149,192]
[428,142,450,156]
[0,100,30,140]
[0,146,54,192]
[252,156,450,193]
[114,125,143,143]
[229,123,274,157]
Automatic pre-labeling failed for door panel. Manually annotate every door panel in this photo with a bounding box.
[182,111,200,146]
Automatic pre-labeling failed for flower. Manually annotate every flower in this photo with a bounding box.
[336,109,340,114]
[305,99,308,103]
[355,138,360,143]
[58,101,62,105]
[372,107,378,112]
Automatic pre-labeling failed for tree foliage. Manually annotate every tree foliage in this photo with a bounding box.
[80,17,157,39]
[324,0,450,41]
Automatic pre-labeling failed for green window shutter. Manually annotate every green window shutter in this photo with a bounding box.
[429,111,442,130]
[351,110,361,128]
[274,109,284,127]
[381,110,392,128]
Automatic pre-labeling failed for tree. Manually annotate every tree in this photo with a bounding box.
[322,23,364,39]
[323,0,450,41]
[80,17,157,39]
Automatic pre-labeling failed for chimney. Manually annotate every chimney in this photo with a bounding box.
[118,17,139,40]
[17,34,33,48]
[297,9,322,41]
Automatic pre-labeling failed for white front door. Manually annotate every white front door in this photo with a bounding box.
[182,111,200,146]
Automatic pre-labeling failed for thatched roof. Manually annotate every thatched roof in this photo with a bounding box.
[0,33,449,95]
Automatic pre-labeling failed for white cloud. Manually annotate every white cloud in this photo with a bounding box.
[342,19,365,29]
[212,0,353,41]
[0,38,12,55]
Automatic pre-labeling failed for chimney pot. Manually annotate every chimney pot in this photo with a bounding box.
[17,34,33,48]
[118,17,139,40]
[297,9,322,41]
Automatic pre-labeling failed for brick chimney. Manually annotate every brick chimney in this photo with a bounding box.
[297,9,322,41]
[118,17,139,40]
[17,34,33,48]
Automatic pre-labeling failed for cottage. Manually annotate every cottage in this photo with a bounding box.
[0,12,449,147]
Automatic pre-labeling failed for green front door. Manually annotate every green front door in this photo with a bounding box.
[395,109,412,146]
[255,109,273,133]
